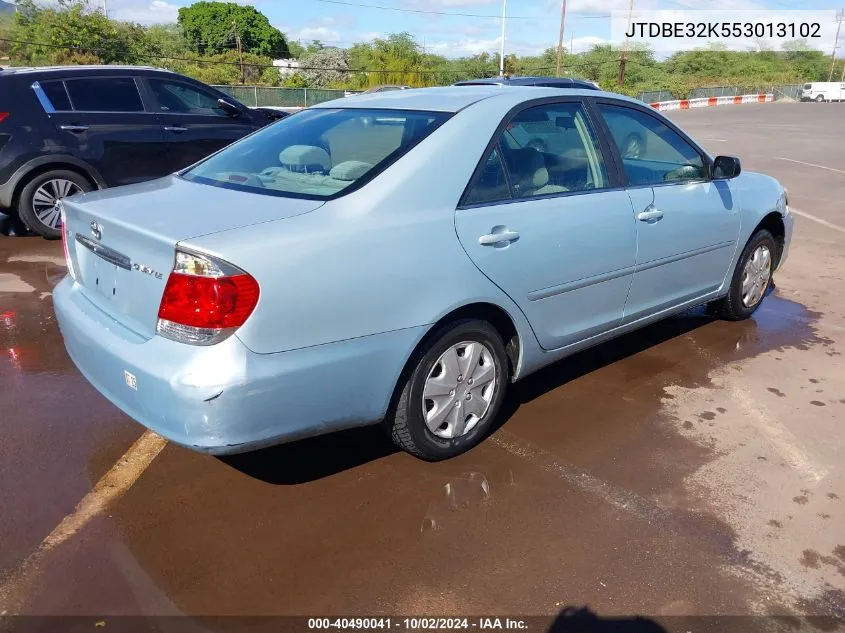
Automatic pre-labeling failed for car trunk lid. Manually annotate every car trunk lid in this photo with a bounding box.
[62,175,324,339]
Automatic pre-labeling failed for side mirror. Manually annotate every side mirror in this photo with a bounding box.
[217,98,242,117]
[712,155,741,179]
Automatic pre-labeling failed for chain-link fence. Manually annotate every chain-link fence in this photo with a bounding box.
[637,90,674,103]
[212,85,346,108]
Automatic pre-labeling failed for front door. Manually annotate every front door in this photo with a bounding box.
[143,77,257,172]
[595,102,741,320]
[455,100,637,351]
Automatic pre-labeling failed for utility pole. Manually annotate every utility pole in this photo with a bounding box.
[233,19,245,85]
[617,0,634,86]
[555,0,567,77]
[103,0,108,18]
[499,0,507,77]
[830,9,844,81]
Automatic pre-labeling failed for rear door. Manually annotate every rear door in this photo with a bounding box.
[142,77,258,172]
[455,98,637,351]
[45,76,168,186]
[594,100,740,320]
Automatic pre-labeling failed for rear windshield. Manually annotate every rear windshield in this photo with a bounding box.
[183,108,450,199]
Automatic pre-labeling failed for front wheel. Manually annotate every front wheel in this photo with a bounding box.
[388,319,509,460]
[815,94,825,103]
[714,229,777,321]
[17,170,92,239]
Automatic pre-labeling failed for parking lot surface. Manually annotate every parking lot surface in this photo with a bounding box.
[0,103,844,619]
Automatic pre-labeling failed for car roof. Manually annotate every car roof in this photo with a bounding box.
[312,85,638,113]
[0,65,173,76]
[454,76,597,88]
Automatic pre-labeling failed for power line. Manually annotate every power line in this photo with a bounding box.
[0,36,551,74]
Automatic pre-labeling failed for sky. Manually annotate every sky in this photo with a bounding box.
[102,0,845,59]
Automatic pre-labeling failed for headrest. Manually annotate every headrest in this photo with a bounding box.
[329,160,373,181]
[531,167,550,188]
[279,145,331,170]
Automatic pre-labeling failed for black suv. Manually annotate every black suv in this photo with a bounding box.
[0,65,284,238]
[453,76,600,89]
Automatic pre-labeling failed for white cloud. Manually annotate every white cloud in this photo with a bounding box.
[297,26,342,42]
[429,36,502,56]
[111,0,179,24]
[568,35,615,52]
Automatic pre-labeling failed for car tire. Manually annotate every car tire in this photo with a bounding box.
[715,229,777,321]
[388,319,509,461]
[17,170,92,240]
[815,94,825,103]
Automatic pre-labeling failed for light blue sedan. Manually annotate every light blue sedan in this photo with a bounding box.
[53,86,793,460]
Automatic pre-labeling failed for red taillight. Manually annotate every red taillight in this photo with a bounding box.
[0,112,8,123]
[158,272,259,329]
[156,250,259,346]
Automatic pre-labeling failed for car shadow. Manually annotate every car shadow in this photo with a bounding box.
[547,606,668,632]
[222,306,717,485]
[219,424,399,485]
[498,307,715,419]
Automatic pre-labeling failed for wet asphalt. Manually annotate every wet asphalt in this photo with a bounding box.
[0,103,844,622]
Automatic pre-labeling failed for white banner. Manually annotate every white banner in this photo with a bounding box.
[610,10,838,52]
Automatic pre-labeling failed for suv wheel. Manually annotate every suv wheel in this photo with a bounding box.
[17,170,92,239]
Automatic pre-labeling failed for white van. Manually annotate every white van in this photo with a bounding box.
[799,82,845,102]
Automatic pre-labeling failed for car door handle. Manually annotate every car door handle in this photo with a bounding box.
[59,124,89,132]
[163,126,188,132]
[637,207,664,222]
[479,229,520,246]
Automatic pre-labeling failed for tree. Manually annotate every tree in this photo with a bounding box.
[286,38,305,59]
[300,47,349,88]
[178,49,274,85]
[178,2,289,59]
[10,0,148,65]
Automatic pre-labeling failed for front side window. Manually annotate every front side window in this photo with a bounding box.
[65,77,144,112]
[148,79,226,116]
[598,104,705,186]
[184,108,449,199]
[495,101,609,199]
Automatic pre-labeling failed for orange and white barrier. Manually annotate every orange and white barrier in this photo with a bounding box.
[649,93,773,112]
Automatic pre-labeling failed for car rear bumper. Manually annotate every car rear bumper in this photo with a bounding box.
[54,277,424,454]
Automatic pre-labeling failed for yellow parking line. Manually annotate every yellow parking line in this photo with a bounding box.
[0,431,167,615]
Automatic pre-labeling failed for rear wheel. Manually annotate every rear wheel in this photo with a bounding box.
[713,229,776,321]
[17,170,92,239]
[388,319,509,460]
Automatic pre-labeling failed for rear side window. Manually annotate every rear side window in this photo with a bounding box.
[40,81,72,111]
[184,108,450,199]
[463,147,511,205]
[65,77,144,112]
